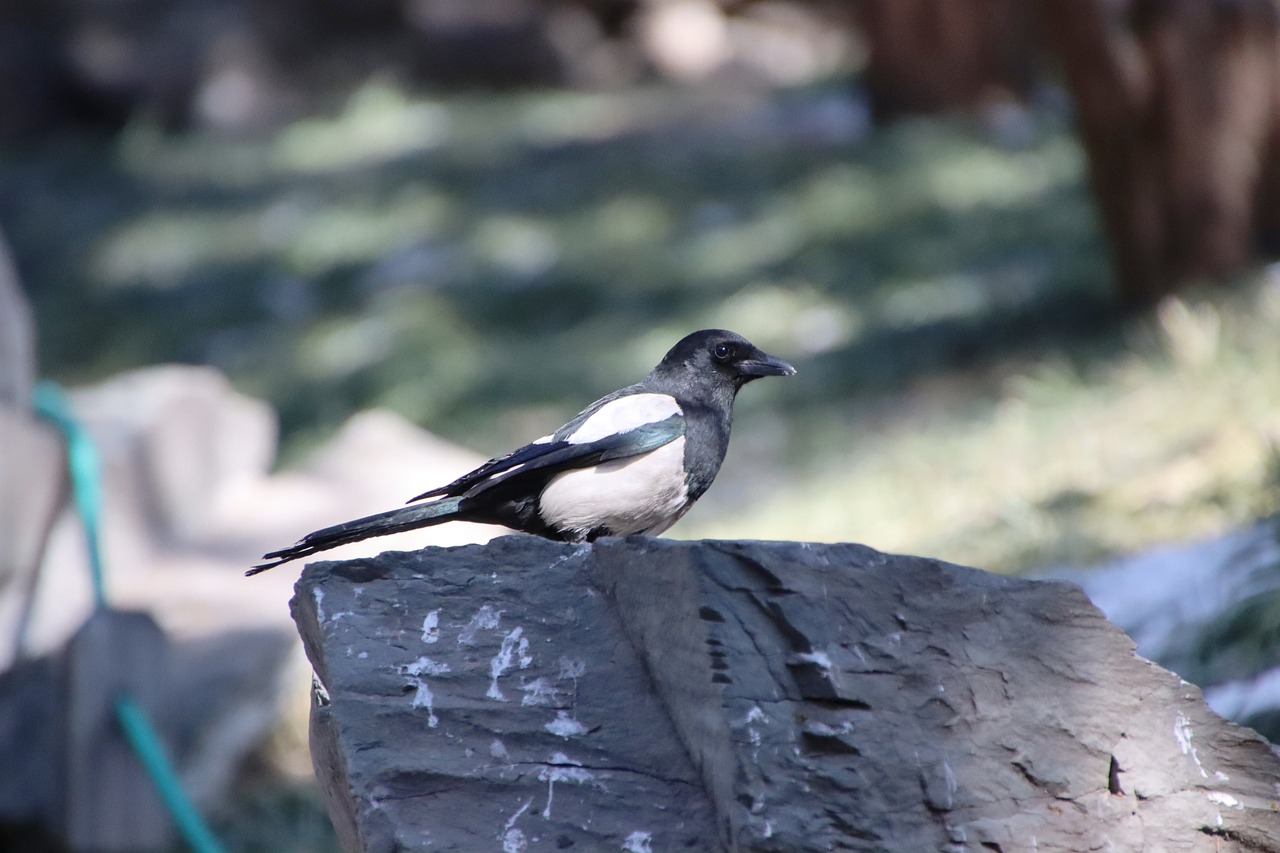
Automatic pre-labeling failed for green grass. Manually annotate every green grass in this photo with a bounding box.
[4,81,1277,574]
[3,88,1090,432]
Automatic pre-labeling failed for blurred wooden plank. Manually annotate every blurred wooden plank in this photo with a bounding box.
[62,609,173,853]
[0,222,54,670]
[0,407,67,667]
[0,228,34,410]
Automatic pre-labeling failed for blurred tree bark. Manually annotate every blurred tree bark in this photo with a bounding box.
[853,0,1036,119]
[1039,0,1280,303]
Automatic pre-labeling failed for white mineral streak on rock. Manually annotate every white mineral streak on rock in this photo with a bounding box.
[622,830,653,853]
[401,656,450,727]
[459,604,501,646]
[545,710,589,739]
[520,677,561,707]
[538,753,595,819]
[421,609,440,643]
[500,798,533,853]
[1174,712,1208,778]
[488,626,526,700]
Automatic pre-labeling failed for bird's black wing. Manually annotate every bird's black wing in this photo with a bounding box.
[407,439,563,502]
[406,385,649,503]
[462,414,685,500]
[408,409,684,503]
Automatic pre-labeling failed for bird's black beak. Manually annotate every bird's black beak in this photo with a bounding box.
[738,351,797,378]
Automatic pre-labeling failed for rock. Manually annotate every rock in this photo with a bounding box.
[293,536,1280,853]
[69,364,277,543]
[299,537,718,853]
[1049,517,1280,743]
[13,364,285,665]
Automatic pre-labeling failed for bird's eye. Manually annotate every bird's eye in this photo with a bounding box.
[712,343,733,362]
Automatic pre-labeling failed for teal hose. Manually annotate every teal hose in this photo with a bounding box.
[117,696,228,853]
[36,381,227,853]
[33,382,106,606]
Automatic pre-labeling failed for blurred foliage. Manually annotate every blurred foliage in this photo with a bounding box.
[202,780,343,853]
[1193,586,1280,686]
[3,81,1279,579]
[1,83,1104,456]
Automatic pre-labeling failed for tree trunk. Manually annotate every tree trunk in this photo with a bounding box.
[1039,0,1280,303]
[854,0,1036,119]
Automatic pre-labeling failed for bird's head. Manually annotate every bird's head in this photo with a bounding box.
[652,329,796,395]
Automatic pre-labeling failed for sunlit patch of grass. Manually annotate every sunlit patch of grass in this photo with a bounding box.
[578,194,677,256]
[786,164,882,238]
[272,83,452,173]
[918,136,1072,212]
[281,189,456,275]
[684,209,804,281]
[93,208,268,287]
[93,186,457,288]
[296,315,394,380]
[686,279,1280,572]
[469,214,562,278]
[874,272,994,327]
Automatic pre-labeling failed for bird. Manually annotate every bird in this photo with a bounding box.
[248,329,794,575]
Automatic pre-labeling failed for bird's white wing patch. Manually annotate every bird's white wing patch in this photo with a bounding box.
[539,437,689,537]
[566,393,682,445]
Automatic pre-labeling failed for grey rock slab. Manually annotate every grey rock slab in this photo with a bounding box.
[69,364,277,542]
[294,536,1280,853]
[294,535,717,853]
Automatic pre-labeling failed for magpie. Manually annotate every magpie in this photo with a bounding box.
[248,329,794,575]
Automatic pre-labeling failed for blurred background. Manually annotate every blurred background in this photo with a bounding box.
[1,0,1279,851]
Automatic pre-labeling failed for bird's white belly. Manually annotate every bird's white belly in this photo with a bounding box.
[538,438,689,537]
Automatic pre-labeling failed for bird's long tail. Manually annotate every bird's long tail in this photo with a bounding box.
[247,496,466,576]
